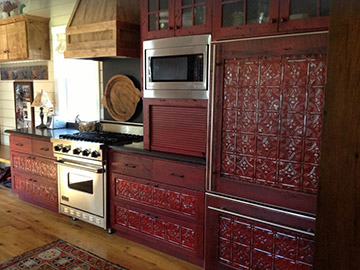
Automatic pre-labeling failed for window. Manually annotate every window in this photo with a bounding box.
[52,26,100,122]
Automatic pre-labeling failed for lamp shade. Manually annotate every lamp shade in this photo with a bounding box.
[31,90,53,108]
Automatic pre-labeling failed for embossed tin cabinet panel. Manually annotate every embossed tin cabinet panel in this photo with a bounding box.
[205,195,315,270]
[210,34,327,214]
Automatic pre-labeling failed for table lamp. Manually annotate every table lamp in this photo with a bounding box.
[31,90,53,129]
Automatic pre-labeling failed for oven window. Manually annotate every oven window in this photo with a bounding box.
[68,173,93,194]
[150,54,204,82]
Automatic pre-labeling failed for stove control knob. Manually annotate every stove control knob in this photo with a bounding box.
[91,151,101,158]
[54,144,62,152]
[62,146,71,153]
[82,149,91,156]
[73,148,82,155]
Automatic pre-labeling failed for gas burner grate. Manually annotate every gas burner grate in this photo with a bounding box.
[59,132,143,145]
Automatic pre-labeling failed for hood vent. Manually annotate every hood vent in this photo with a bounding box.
[64,0,140,59]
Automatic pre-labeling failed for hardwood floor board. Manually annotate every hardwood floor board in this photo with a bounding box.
[0,187,202,270]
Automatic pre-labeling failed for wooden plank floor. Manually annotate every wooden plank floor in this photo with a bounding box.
[0,186,202,270]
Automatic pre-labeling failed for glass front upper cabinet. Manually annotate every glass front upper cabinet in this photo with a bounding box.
[142,0,211,40]
[278,0,330,31]
[213,0,330,40]
[213,0,279,39]
[143,0,174,39]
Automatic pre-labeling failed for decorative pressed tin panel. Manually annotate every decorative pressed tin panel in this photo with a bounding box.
[114,205,198,250]
[115,177,199,218]
[12,153,57,180]
[218,214,314,269]
[221,54,326,194]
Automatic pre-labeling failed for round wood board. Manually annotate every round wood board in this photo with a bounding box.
[101,75,142,122]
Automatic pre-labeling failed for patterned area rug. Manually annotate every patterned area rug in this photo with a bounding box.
[0,239,127,270]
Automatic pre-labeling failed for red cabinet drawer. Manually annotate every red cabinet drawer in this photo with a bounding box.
[109,151,152,179]
[32,139,53,158]
[10,135,31,153]
[11,152,57,182]
[205,194,315,270]
[110,173,204,224]
[153,159,205,191]
[110,201,204,266]
[12,172,58,211]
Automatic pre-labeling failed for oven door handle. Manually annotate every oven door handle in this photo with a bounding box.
[55,160,104,173]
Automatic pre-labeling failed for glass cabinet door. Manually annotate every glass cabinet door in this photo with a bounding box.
[279,0,330,31]
[174,0,212,36]
[143,0,175,39]
[213,0,279,40]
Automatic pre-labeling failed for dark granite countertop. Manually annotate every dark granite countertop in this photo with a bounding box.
[108,143,206,166]
[5,129,206,166]
[5,128,79,140]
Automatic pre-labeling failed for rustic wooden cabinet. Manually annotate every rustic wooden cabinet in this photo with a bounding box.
[213,0,330,40]
[208,33,328,215]
[205,194,315,270]
[10,135,57,212]
[108,149,205,266]
[140,0,212,40]
[0,15,50,62]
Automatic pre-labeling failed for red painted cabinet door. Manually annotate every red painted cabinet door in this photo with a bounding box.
[205,194,315,270]
[213,0,330,40]
[141,0,211,40]
[110,173,204,224]
[140,0,175,40]
[213,0,280,40]
[111,201,204,266]
[278,0,330,32]
[12,173,58,209]
[209,33,328,214]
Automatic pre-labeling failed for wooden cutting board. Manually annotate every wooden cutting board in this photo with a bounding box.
[102,75,142,121]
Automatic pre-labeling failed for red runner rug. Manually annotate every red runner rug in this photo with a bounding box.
[0,239,127,269]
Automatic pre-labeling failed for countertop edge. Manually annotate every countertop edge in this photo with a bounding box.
[6,129,206,166]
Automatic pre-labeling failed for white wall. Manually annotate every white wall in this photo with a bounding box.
[0,0,77,145]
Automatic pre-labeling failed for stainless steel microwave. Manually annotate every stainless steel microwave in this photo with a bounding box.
[143,34,211,99]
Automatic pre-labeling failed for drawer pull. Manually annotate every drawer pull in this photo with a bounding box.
[170,172,184,178]
[153,184,159,188]
[16,143,23,146]
[125,163,137,169]
[29,179,37,183]
[40,147,50,151]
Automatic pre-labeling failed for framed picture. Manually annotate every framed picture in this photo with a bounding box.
[13,81,35,129]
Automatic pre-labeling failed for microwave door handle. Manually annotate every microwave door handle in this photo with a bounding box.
[148,57,152,82]
[55,160,104,173]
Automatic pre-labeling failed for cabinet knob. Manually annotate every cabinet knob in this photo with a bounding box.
[175,25,180,30]
[280,17,286,23]
[270,18,276,23]
[169,26,173,30]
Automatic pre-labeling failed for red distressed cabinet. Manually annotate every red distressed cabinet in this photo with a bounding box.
[108,149,205,266]
[10,135,58,212]
[208,33,328,214]
[143,98,207,158]
[140,0,212,40]
[205,194,315,270]
[213,0,330,40]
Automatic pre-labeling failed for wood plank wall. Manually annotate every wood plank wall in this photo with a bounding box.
[0,0,76,145]
[315,0,360,268]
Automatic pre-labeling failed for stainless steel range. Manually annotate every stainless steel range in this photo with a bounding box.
[51,131,143,231]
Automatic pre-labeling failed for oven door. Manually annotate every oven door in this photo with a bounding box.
[56,160,104,217]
